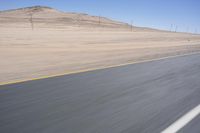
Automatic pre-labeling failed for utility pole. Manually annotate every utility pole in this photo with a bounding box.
[175,25,178,32]
[170,24,173,32]
[131,20,133,32]
[98,15,101,25]
[77,14,81,27]
[186,26,189,33]
[195,28,197,34]
[29,13,34,30]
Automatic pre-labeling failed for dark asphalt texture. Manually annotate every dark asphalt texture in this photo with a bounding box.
[0,54,200,133]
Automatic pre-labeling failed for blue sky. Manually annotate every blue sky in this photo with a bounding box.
[0,0,199,33]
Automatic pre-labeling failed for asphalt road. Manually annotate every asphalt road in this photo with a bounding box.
[0,53,200,133]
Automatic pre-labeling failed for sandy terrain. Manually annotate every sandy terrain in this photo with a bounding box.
[1,6,200,84]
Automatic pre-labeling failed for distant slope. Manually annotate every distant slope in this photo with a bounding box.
[0,6,132,29]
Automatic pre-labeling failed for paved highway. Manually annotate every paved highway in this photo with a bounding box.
[0,54,200,133]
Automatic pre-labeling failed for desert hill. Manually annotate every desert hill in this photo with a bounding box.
[0,6,132,29]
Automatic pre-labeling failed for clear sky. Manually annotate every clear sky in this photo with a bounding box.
[0,0,199,33]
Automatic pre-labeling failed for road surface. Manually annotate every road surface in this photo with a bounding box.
[0,53,200,133]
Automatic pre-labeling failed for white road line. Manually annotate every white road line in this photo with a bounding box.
[161,104,200,133]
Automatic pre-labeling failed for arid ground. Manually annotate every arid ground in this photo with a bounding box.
[1,6,200,83]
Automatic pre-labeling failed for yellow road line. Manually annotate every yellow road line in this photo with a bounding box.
[1,51,200,86]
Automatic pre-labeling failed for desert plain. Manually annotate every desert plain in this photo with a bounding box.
[1,6,200,83]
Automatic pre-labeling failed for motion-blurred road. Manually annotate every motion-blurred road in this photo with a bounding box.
[0,54,200,133]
